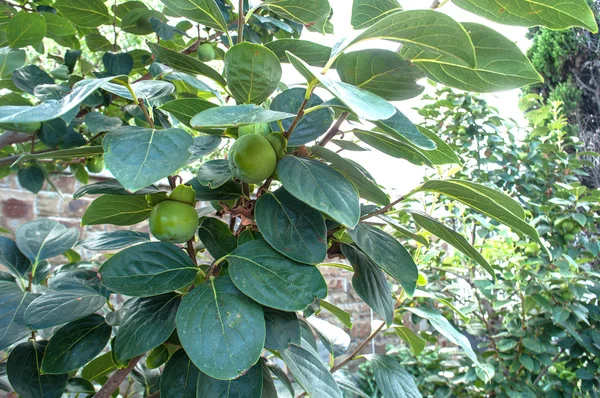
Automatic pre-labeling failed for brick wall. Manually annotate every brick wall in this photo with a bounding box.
[0,173,391,357]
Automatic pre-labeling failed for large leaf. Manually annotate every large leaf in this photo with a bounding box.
[73,178,159,199]
[265,39,331,67]
[160,349,199,398]
[85,112,123,133]
[0,282,37,351]
[99,242,197,297]
[452,0,598,32]
[24,288,106,329]
[176,276,265,380]
[373,110,435,150]
[191,105,294,128]
[377,214,429,247]
[197,217,237,259]
[263,0,332,33]
[81,194,152,226]
[103,126,193,192]
[54,0,110,27]
[287,52,395,121]
[224,43,282,105]
[264,308,301,350]
[115,293,181,361]
[269,88,333,146]
[280,344,343,398]
[41,314,111,374]
[347,223,418,296]
[401,23,543,92]
[7,341,68,398]
[15,219,79,270]
[311,146,389,206]
[7,12,46,48]
[408,210,495,278]
[351,0,402,29]
[341,244,394,326]
[255,188,327,264]
[336,50,423,101]
[365,355,421,398]
[159,98,217,128]
[78,230,150,251]
[160,0,229,32]
[227,240,328,311]
[47,269,109,299]
[102,80,175,102]
[0,236,31,277]
[0,48,26,78]
[277,156,360,228]
[147,42,226,86]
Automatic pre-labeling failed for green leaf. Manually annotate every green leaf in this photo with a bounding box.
[41,314,111,374]
[159,98,217,128]
[191,105,294,128]
[176,276,265,380]
[354,130,433,167]
[394,326,426,356]
[15,219,79,267]
[81,352,115,381]
[405,307,484,370]
[102,80,175,102]
[365,354,420,398]
[307,317,350,356]
[277,156,360,228]
[227,240,327,311]
[280,344,343,398]
[24,288,106,329]
[331,10,475,68]
[99,242,197,297]
[197,159,232,189]
[341,244,394,326]
[265,39,331,67]
[319,300,352,329]
[160,0,230,32]
[0,282,37,351]
[115,293,181,361]
[17,166,44,194]
[255,188,327,264]
[402,23,543,92]
[197,362,263,397]
[121,8,164,35]
[103,126,193,192]
[336,50,423,101]
[351,0,402,29]
[103,52,134,76]
[224,43,282,105]
[147,42,226,86]
[287,52,395,121]
[189,135,222,162]
[7,12,46,48]
[81,194,152,226]
[7,341,68,398]
[270,88,333,146]
[452,0,598,32]
[261,358,278,398]
[311,146,390,206]
[0,237,30,278]
[409,210,495,278]
[519,354,535,372]
[0,48,26,78]
[14,147,105,165]
[160,349,199,398]
[84,112,123,133]
[373,110,435,150]
[48,269,109,298]
[188,178,244,201]
[347,223,418,296]
[65,378,95,394]
[42,12,77,37]
[85,33,113,52]
[146,344,169,369]
[331,139,368,152]
[54,0,110,27]
[197,217,237,259]
[264,308,301,350]
[263,0,331,33]
[73,178,159,199]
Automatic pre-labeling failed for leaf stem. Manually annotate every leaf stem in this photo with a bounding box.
[96,355,143,398]
[138,99,154,128]
[285,82,317,139]
[360,195,406,222]
[317,112,349,146]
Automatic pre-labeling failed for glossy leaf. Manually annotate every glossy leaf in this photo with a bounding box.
[341,244,394,326]
[102,80,175,101]
[265,39,331,67]
[347,223,418,296]
[188,135,222,162]
[0,282,37,351]
[374,110,435,150]
[319,300,353,329]
[15,219,79,266]
[160,349,199,398]
[160,0,230,32]
[351,0,402,29]
[197,362,263,398]
[98,241,195,296]
[277,156,360,228]
[41,314,111,374]
[197,159,232,189]
[115,293,181,361]
[81,194,152,226]
[47,269,109,298]
[228,239,328,311]
[197,217,237,259]
[0,236,31,277]
[377,214,429,247]
[0,48,26,78]
[191,104,294,128]
[160,98,217,128]
[255,188,327,264]
[7,12,46,48]
[176,276,265,380]
[224,43,282,105]
[78,230,150,250]
[263,0,332,33]
[365,354,421,398]
[307,317,350,357]
[103,126,193,192]
[264,308,301,350]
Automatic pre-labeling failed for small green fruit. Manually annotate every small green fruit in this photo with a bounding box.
[86,155,104,173]
[228,134,277,184]
[564,233,575,242]
[517,152,527,161]
[149,200,199,243]
[561,221,574,232]
[197,43,216,62]
[238,123,271,137]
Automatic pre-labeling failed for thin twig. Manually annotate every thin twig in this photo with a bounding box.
[237,0,244,43]
[138,99,154,128]
[533,348,564,385]
[360,195,406,222]
[317,112,349,146]
[285,96,311,139]
[96,355,143,398]
[113,0,118,52]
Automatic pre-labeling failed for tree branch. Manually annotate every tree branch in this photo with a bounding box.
[95,355,143,398]
[533,348,564,385]
[317,112,348,146]
[359,195,406,222]
[0,130,31,148]
[237,0,244,43]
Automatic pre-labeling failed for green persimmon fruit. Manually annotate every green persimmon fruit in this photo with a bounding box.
[524,243,539,256]
[572,225,581,234]
[561,221,574,232]
[564,233,575,242]
[197,43,216,62]
[149,200,199,243]
[238,123,271,137]
[228,134,277,184]
[517,152,528,160]
[86,155,104,173]
[210,199,236,212]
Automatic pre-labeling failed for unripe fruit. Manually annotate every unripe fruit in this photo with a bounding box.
[517,153,527,160]
[238,123,271,137]
[86,155,105,173]
[228,134,277,184]
[149,200,199,243]
[561,221,574,232]
[564,233,575,242]
[197,43,216,62]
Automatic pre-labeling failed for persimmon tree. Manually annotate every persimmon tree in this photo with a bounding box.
[0,0,597,397]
